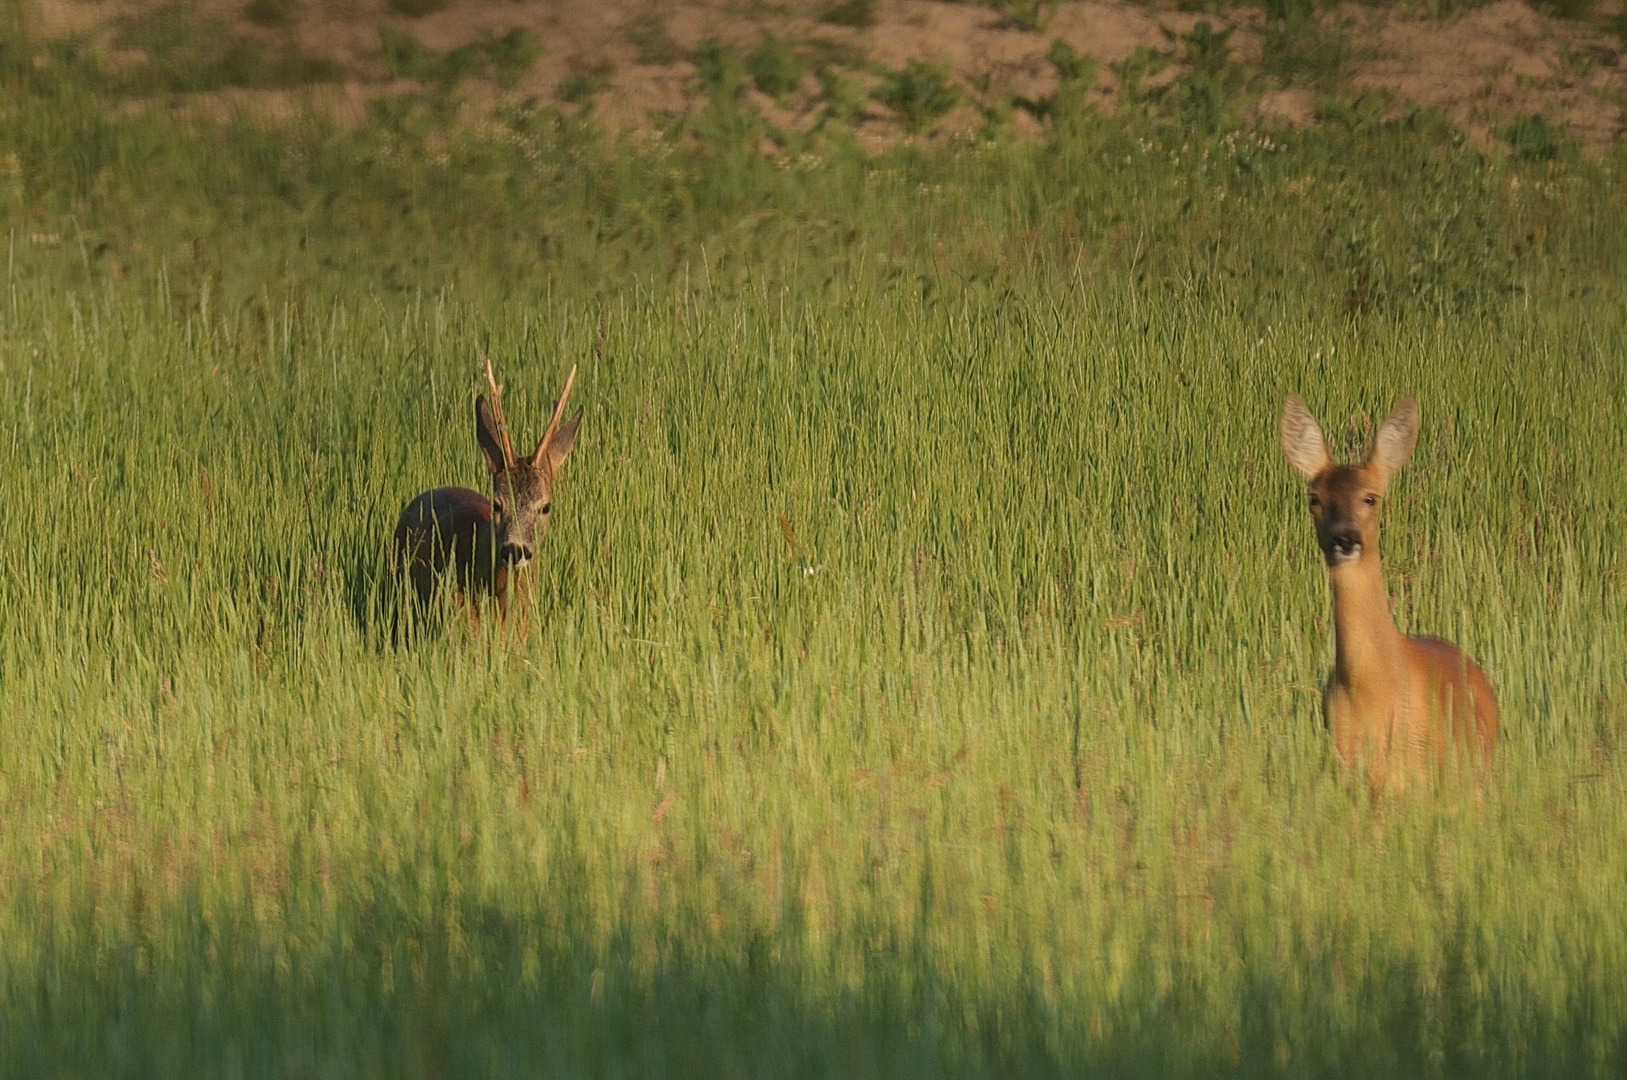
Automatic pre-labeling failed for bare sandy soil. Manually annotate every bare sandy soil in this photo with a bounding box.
[28,0,1627,148]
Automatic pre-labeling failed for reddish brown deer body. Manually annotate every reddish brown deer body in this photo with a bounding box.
[1281,395,1498,794]
[394,361,581,617]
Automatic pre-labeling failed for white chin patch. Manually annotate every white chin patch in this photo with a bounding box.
[1327,545,1362,566]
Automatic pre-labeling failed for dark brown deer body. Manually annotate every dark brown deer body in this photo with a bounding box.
[395,362,581,616]
[1280,395,1498,795]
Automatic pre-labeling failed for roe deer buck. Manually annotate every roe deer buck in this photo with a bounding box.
[394,360,582,618]
[1280,395,1498,794]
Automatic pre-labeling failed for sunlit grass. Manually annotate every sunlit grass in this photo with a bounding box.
[0,35,1623,1077]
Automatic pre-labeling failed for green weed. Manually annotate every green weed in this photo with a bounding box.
[694,38,747,99]
[624,10,683,66]
[557,65,610,107]
[1047,37,1095,85]
[1261,17,1349,93]
[109,3,342,92]
[816,66,868,122]
[1264,0,1319,26]
[1530,0,1596,18]
[1110,43,1172,112]
[1014,39,1097,122]
[992,0,1059,32]
[1607,14,1627,48]
[1503,112,1569,161]
[747,34,809,101]
[379,25,539,90]
[1168,20,1247,131]
[1415,0,1498,16]
[483,26,542,90]
[387,0,448,17]
[243,0,299,29]
[819,0,877,29]
[1112,22,1248,132]
[874,59,962,133]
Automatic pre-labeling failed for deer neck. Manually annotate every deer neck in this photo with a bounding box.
[1327,552,1405,688]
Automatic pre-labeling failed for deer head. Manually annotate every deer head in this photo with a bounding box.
[475,358,583,569]
[1281,395,1419,569]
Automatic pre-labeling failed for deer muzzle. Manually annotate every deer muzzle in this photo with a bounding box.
[1324,530,1363,566]
[499,541,534,567]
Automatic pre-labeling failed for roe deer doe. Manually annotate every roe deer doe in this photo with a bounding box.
[1280,395,1498,794]
[394,360,582,619]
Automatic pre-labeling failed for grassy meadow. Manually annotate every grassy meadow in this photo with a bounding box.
[2,20,1626,1078]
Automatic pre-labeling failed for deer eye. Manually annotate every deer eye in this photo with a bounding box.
[540,502,552,515]
[491,499,504,516]
[1307,496,1321,510]
[1363,494,1378,507]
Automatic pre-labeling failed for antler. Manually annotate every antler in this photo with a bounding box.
[538,364,578,458]
[483,354,516,468]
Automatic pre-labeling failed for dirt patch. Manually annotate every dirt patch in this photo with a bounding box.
[1258,87,1316,125]
[1355,0,1625,145]
[21,0,1627,149]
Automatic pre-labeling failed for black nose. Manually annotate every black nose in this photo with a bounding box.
[500,542,533,564]
[1329,532,1360,556]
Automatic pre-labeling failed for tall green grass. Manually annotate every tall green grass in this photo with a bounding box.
[0,34,1624,1077]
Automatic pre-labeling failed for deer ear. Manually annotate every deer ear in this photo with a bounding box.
[1280,394,1331,479]
[475,396,508,474]
[536,406,583,473]
[1368,397,1419,480]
